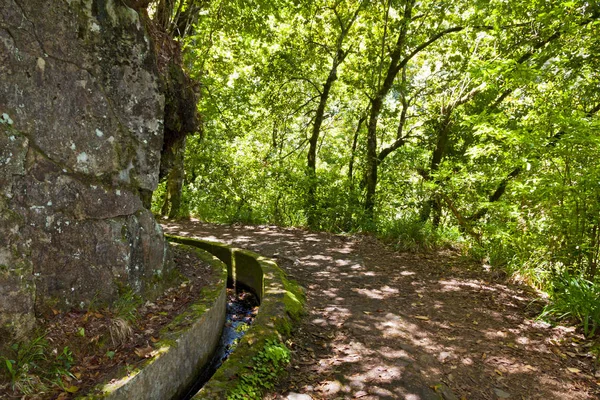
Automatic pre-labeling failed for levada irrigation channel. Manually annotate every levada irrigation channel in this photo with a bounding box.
[182,287,259,399]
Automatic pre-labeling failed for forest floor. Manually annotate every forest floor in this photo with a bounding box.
[0,245,216,400]
[163,219,600,400]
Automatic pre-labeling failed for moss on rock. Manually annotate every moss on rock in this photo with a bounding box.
[165,234,307,400]
[82,245,227,400]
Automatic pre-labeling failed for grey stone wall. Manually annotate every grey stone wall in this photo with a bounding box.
[0,0,170,342]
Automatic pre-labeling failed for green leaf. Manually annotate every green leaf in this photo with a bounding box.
[4,359,14,374]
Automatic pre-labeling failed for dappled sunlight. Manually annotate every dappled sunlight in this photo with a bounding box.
[334,259,354,267]
[516,335,531,345]
[346,319,375,334]
[437,278,501,293]
[396,394,422,400]
[306,254,334,261]
[484,329,508,340]
[311,305,352,329]
[359,270,377,277]
[313,268,334,276]
[330,245,354,255]
[431,300,445,310]
[316,340,374,371]
[321,288,340,299]
[376,346,413,362]
[228,235,253,243]
[361,364,404,383]
[352,285,399,300]
[304,235,321,242]
[162,221,598,400]
[311,317,329,327]
[376,314,424,340]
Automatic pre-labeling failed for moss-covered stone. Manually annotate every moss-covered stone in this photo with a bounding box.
[80,246,227,400]
[78,235,306,399]
[0,0,170,342]
[165,234,307,399]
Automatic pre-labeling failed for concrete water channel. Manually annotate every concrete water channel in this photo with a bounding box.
[85,234,304,399]
[181,286,259,399]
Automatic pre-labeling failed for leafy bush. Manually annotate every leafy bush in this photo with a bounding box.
[379,215,463,252]
[541,271,600,337]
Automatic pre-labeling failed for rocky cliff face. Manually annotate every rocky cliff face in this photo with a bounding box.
[0,0,171,342]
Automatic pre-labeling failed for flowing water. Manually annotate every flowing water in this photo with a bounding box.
[182,287,259,399]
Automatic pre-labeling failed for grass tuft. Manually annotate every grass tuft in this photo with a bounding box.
[541,271,600,337]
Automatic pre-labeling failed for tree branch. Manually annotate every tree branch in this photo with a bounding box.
[290,76,323,95]
[396,26,465,74]
[467,166,522,222]
[440,192,482,242]
[588,103,600,116]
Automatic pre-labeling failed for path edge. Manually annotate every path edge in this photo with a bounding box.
[166,233,306,399]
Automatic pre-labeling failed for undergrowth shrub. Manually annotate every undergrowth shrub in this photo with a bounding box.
[379,215,463,252]
[0,335,75,395]
[112,288,142,323]
[541,271,600,337]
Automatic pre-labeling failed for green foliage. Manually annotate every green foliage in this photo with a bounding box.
[56,347,74,372]
[167,0,600,334]
[227,339,291,400]
[50,347,76,389]
[541,272,600,337]
[0,336,46,393]
[112,288,142,323]
[151,181,167,216]
[0,336,75,395]
[379,215,463,252]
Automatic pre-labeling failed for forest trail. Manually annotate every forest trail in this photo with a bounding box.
[162,220,599,400]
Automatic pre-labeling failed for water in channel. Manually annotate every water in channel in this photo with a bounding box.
[182,287,259,399]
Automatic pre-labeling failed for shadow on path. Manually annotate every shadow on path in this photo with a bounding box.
[163,220,598,400]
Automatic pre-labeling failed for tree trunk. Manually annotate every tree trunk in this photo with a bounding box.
[160,186,170,216]
[588,224,599,279]
[364,0,414,221]
[305,2,363,227]
[306,56,340,228]
[420,114,452,225]
[161,136,187,218]
[348,115,365,182]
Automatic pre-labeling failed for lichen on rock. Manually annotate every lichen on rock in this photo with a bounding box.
[0,0,173,344]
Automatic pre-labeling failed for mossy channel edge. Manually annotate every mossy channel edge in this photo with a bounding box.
[166,234,306,400]
[80,233,306,399]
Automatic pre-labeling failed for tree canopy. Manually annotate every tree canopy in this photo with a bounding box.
[152,0,600,333]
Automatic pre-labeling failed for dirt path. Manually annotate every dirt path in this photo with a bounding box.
[163,220,599,400]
